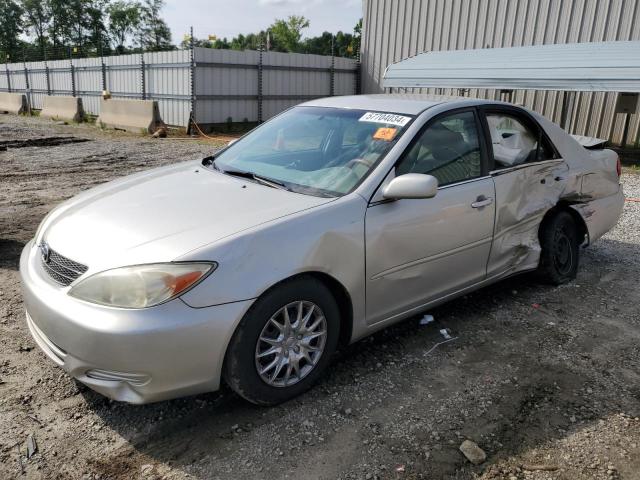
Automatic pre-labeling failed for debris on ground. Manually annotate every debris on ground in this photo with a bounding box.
[423,328,459,357]
[419,314,435,325]
[459,439,487,465]
[26,433,37,459]
[152,126,168,138]
[439,328,452,340]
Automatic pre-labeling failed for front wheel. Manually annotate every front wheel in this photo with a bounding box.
[536,211,580,285]
[223,277,340,405]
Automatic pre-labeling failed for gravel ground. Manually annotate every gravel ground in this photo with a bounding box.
[1,114,639,480]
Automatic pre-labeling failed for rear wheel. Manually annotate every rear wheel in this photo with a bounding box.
[537,211,580,285]
[223,277,340,405]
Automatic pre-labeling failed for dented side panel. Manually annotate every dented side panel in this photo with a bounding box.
[487,160,569,277]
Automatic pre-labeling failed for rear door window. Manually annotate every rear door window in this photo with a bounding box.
[485,112,557,169]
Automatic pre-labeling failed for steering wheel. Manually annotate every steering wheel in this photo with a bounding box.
[345,158,373,170]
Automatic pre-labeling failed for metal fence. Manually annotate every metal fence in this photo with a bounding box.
[0,47,360,129]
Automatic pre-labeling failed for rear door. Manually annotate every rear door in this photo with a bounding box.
[365,108,495,325]
[480,106,569,277]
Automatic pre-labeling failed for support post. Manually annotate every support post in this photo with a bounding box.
[4,60,11,93]
[100,38,107,92]
[69,48,76,98]
[258,42,264,123]
[23,50,32,115]
[188,26,196,135]
[141,54,146,100]
[44,47,50,96]
[45,65,51,96]
[621,113,631,147]
[101,62,107,92]
[330,35,335,96]
[560,91,575,131]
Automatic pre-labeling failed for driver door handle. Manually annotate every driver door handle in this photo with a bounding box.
[471,196,494,208]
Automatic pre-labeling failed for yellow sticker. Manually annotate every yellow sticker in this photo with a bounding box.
[373,127,398,141]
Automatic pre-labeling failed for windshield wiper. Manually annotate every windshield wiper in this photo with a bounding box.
[221,168,292,192]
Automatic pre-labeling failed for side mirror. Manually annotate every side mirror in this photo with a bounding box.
[382,173,438,200]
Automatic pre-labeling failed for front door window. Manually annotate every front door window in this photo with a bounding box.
[396,111,482,185]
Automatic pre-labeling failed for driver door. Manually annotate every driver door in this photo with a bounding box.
[365,109,496,325]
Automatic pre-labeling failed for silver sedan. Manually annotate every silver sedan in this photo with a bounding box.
[20,95,624,404]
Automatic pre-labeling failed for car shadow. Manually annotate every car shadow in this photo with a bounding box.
[81,238,640,478]
[0,239,25,270]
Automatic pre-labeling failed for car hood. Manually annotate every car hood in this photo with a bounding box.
[43,162,333,271]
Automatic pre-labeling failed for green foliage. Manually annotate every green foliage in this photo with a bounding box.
[137,0,172,51]
[107,0,141,53]
[187,17,363,59]
[2,4,361,62]
[269,15,309,53]
[0,0,23,61]
[3,0,172,60]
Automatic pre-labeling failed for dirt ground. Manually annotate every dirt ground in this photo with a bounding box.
[1,114,639,480]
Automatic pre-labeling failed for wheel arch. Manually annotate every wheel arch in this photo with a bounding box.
[227,271,354,352]
[280,272,354,348]
[539,201,589,247]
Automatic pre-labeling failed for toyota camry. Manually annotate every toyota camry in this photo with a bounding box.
[20,94,624,405]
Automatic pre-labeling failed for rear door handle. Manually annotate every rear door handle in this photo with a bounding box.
[471,196,494,208]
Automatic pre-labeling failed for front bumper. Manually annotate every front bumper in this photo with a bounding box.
[19,240,252,404]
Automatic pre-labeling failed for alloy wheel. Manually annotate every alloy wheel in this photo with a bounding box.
[255,300,327,387]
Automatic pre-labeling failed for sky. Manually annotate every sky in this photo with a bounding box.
[163,0,363,43]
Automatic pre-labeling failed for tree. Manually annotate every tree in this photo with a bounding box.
[0,0,23,60]
[44,0,108,53]
[269,15,309,53]
[107,1,141,53]
[21,0,49,53]
[351,18,362,59]
[137,0,172,51]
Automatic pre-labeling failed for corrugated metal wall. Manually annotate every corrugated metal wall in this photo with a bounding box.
[361,0,640,146]
[0,48,359,128]
[194,47,359,124]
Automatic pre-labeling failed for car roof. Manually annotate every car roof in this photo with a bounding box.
[300,94,505,115]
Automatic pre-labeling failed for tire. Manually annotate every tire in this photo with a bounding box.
[536,211,580,285]
[223,276,340,406]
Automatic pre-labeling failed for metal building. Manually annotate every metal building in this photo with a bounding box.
[361,0,640,146]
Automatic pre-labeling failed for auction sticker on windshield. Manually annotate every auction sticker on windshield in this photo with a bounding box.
[359,112,412,127]
[372,127,398,141]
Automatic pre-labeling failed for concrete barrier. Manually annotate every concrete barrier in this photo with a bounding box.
[0,92,27,114]
[40,96,84,123]
[97,98,165,134]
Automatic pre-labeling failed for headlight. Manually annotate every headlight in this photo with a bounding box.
[68,263,216,308]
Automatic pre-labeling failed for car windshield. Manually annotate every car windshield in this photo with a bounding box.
[211,106,413,197]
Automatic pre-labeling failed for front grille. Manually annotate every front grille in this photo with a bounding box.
[40,246,88,286]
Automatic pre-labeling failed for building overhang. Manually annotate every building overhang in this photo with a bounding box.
[382,41,640,93]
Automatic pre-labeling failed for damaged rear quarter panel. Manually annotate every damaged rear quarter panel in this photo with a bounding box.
[533,113,624,245]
